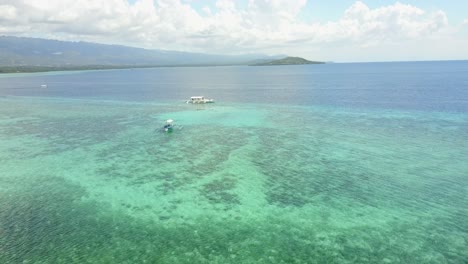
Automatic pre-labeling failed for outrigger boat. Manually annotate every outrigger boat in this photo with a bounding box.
[163,119,174,132]
[186,96,214,104]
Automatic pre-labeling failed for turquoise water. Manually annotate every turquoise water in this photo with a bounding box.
[1,63,468,263]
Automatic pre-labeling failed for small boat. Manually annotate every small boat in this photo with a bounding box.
[186,96,214,104]
[40,84,47,88]
[163,119,174,132]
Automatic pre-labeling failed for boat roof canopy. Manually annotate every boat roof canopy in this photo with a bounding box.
[166,119,174,123]
[191,96,204,99]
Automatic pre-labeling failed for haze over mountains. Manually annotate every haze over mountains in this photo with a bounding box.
[0,36,283,67]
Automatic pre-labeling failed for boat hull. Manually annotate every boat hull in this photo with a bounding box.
[187,100,214,104]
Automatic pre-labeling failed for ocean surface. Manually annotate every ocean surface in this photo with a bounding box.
[0,61,467,263]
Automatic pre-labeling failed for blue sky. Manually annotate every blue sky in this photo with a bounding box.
[1,0,467,61]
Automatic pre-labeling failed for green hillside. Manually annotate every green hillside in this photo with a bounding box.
[251,56,324,66]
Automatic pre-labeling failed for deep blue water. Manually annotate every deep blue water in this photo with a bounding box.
[1,61,468,112]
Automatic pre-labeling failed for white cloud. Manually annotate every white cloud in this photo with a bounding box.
[312,2,448,46]
[0,4,17,20]
[0,0,464,61]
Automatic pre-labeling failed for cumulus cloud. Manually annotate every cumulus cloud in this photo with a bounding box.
[0,4,17,20]
[313,2,449,47]
[0,0,458,58]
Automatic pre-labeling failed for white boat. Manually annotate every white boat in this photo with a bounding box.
[163,119,174,132]
[40,84,47,88]
[186,96,214,104]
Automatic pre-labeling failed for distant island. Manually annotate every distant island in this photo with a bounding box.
[250,57,324,66]
[0,36,285,73]
[0,36,326,73]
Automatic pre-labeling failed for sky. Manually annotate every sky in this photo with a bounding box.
[0,0,467,62]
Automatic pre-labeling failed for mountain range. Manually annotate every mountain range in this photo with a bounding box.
[0,36,283,67]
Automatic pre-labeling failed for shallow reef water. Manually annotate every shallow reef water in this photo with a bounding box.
[0,97,467,263]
